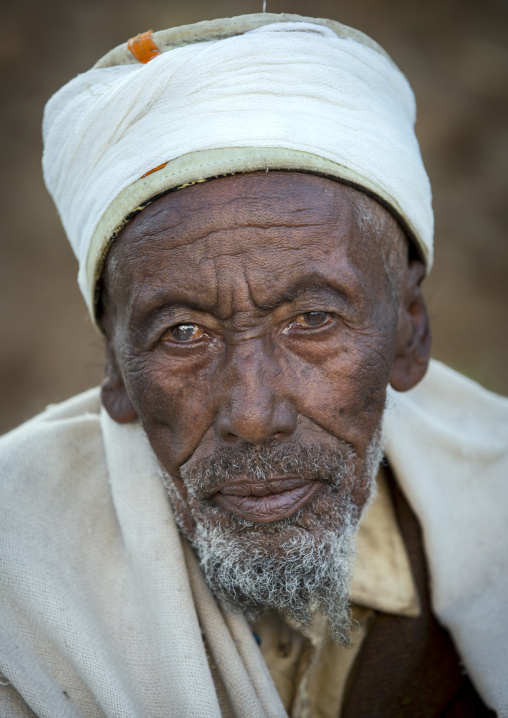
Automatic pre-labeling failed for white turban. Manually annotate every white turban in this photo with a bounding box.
[42,13,433,317]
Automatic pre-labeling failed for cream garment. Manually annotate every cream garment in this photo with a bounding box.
[0,360,507,717]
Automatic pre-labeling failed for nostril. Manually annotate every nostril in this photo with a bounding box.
[220,431,244,445]
[271,431,290,442]
[215,398,297,445]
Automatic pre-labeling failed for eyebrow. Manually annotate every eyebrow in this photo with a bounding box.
[130,271,358,335]
[253,276,356,313]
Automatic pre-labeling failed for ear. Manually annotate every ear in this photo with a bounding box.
[100,340,138,424]
[390,259,432,392]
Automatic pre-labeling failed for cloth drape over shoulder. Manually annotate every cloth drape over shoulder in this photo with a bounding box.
[0,359,507,717]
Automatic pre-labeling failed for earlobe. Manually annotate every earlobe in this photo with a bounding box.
[100,344,138,424]
[390,260,432,392]
[101,376,138,423]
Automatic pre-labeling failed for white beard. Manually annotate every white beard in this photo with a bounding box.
[163,424,383,645]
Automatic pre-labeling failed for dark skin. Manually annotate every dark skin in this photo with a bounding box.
[101,172,430,537]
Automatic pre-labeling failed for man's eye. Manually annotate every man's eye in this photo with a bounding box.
[164,323,204,343]
[295,311,331,328]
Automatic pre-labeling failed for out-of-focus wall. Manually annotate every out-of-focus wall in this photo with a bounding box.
[1,0,507,433]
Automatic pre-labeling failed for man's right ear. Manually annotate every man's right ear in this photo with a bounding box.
[100,342,138,424]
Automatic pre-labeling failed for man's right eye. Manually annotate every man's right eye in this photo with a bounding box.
[163,323,204,343]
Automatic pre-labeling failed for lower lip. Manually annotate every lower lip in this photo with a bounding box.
[213,482,321,523]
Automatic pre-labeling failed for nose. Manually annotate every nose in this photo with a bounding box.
[215,342,297,445]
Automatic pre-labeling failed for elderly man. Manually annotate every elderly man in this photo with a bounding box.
[0,13,507,718]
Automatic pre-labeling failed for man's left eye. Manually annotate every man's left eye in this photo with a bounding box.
[163,323,204,343]
[294,311,331,328]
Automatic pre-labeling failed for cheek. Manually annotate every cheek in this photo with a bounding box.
[281,331,392,448]
[118,350,217,472]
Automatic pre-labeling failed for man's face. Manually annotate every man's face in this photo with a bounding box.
[103,172,407,637]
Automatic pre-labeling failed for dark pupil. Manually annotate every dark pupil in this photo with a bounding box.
[171,324,196,342]
[304,312,327,326]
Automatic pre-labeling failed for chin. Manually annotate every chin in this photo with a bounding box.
[189,490,360,645]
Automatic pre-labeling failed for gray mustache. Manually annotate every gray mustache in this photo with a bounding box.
[180,440,356,494]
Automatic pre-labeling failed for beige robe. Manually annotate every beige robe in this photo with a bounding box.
[0,359,507,717]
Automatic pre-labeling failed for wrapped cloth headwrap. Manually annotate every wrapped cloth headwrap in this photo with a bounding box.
[42,13,433,319]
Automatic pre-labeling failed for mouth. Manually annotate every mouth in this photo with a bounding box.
[211,476,322,523]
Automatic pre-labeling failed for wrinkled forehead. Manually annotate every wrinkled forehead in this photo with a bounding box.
[101,172,393,320]
[106,172,378,269]
[117,171,359,244]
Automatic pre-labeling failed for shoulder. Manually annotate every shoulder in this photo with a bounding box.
[384,361,508,713]
[0,388,108,534]
[385,358,508,450]
[0,387,103,477]
[384,358,508,512]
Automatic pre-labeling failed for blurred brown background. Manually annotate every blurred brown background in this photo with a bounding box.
[1,0,507,434]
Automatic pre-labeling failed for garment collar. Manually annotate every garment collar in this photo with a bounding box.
[350,466,420,617]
